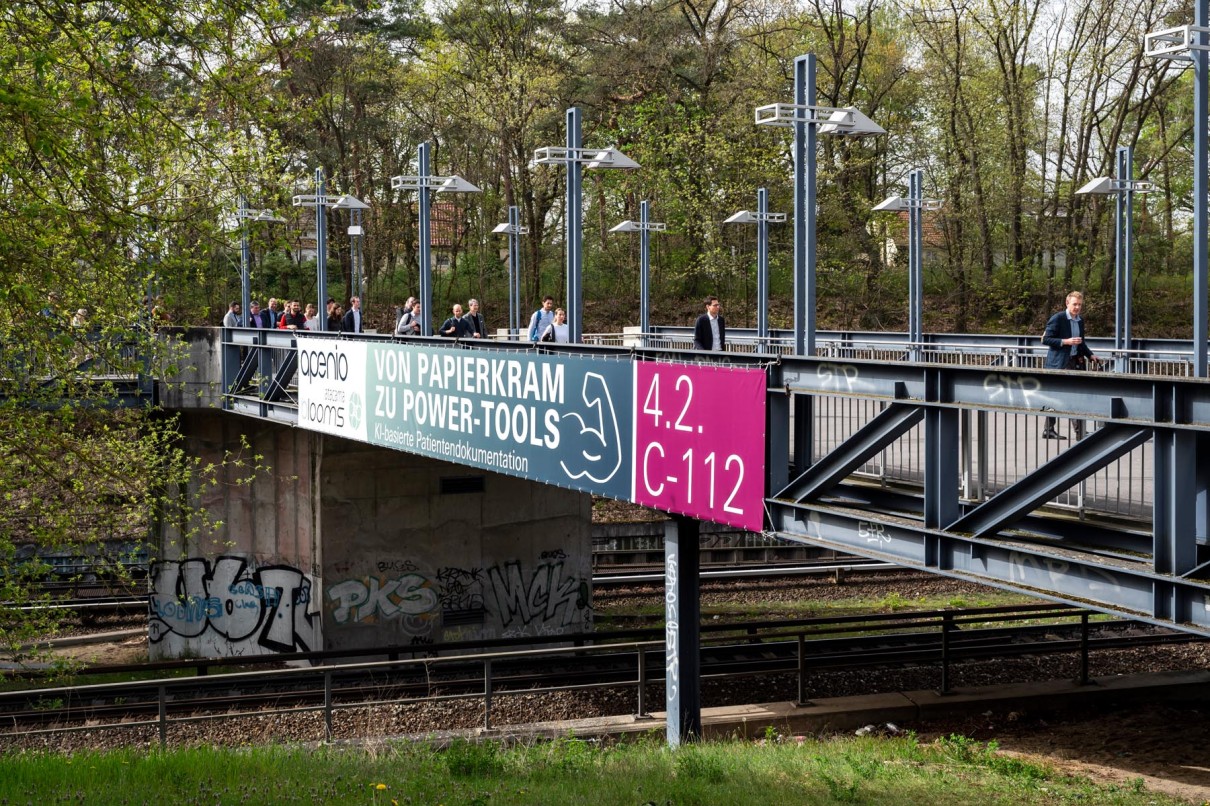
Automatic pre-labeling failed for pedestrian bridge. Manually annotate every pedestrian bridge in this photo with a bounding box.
[218,325,1210,638]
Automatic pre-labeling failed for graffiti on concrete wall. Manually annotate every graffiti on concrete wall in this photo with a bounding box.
[325,552,591,642]
[327,572,439,624]
[488,559,589,635]
[150,556,319,655]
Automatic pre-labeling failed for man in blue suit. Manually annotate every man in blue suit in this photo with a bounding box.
[1041,291,1100,439]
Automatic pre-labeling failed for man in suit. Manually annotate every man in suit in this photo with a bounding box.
[465,298,486,338]
[693,296,725,351]
[342,296,363,333]
[1041,290,1100,439]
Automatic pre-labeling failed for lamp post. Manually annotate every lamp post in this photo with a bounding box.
[610,201,667,340]
[874,169,942,362]
[754,54,885,356]
[492,206,530,337]
[1076,147,1154,372]
[291,168,337,326]
[724,189,786,342]
[332,195,371,309]
[1146,11,1209,375]
[236,196,285,325]
[533,108,639,342]
[391,143,481,336]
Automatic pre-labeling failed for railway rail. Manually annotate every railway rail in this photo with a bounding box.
[1,603,1202,748]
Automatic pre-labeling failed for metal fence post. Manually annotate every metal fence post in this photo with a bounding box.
[1078,612,1091,686]
[157,685,167,750]
[636,648,647,718]
[484,658,493,731]
[796,633,811,706]
[939,613,953,695]
[324,670,333,742]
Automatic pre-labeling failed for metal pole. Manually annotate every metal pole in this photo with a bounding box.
[910,169,924,361]
[353,209,365,305]
[757,187,770,341]
[315,168,328,328]
[418,143,433,337]
[509,205,521,335]
[1116,146,1134,373]
[567,107,583,343]
[665,515,701,746]
[1196,0,1208,377]
[640,200,651,336]
[239,195,251,326]
[793,55,816,356]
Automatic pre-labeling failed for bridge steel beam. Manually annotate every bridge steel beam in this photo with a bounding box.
[768,499,1210,634]
[664,515,701,746]
[778,402,923,502]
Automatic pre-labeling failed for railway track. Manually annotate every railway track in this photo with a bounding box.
[1,604,1201,735]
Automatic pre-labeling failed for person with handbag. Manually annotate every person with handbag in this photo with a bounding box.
[540,308,570,343]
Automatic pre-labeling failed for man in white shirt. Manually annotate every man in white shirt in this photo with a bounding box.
[692,296,725,351]
[342,296,363,333]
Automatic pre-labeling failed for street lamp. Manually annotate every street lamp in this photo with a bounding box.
[492,206,530,337]
[874,169,942,362]
[391,142,481,336]
[331,195,371,311]
[533,107,639,343]
[292,168,338,328]
[1076,147,1154,372]
[1145,14,1210,375]
[236,196,284,325]
[610,201,666,340]
[724,189,786,342]
[754,54,885,356]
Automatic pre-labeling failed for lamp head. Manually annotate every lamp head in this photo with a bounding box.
[724,210,757,224]
[1075,176,1116,195]
[820,107,886,137]
[438,175,481,193]
[331,194,370,210]
[873,196,910,212]
[610,220,642,232]
[586,148,640,170]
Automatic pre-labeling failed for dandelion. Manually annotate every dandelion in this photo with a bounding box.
[376,785,387,791]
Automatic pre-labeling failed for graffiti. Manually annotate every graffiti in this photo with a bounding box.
[443,624,497,643]
[376,559,419,574]
[487,559,588,629]
[149,556,319,654]
[859,520,890,546]
[502,623,567,639]
[816,363,861,392]
[1007,551,1121,597]
[666,554,679,701]
[539,549,567,560]
[328,573,439,624]
[983,373,1049,409]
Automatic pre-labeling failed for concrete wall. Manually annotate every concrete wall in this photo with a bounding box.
[152,391,592,659]
[320,437,592,651]
[149,410,322,659]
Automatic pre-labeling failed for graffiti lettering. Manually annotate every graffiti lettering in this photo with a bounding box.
[149,556,319,655]
[327,573,439,624]
[817,363,860,392]
[487,560,588,629]
[983,373,1046,408]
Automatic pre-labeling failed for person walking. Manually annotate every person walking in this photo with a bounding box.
[1041,291,1101,439]
[528,296,555,342]
[693,296,726,351]
[342,296,363,333]
[539,308,571,343]
[466,299,486,339]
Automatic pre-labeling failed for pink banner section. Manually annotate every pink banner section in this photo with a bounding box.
[632,362,767,531]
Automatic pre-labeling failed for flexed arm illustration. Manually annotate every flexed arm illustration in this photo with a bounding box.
[559,372,622,484]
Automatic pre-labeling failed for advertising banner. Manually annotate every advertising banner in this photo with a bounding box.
[296,340,765,530]
[631,363,766,532]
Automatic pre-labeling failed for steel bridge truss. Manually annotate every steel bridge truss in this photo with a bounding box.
[768,357,1210,636]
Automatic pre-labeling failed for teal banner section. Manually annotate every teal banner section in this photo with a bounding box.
[363,343,633,500]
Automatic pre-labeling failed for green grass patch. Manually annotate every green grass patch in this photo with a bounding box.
[0,734,1185,805]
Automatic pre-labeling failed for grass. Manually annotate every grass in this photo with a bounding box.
[598,589,1041,623]
[0,733,1185,805]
